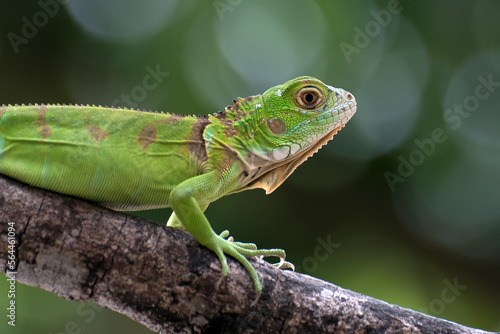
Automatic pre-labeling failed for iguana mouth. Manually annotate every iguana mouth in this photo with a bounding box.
[295,88,356,136]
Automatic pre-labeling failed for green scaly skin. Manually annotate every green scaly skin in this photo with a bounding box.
[0,76,356,293]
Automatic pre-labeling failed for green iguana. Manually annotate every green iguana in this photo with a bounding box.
[0,76,356,293]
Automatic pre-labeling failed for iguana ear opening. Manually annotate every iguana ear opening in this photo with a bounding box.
[267,118,286,136]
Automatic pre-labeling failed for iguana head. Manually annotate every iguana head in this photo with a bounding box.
[226,76,357,194]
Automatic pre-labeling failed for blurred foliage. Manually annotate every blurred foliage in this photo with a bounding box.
[1,0,499,332]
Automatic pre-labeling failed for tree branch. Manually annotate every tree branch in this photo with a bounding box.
[0,175,496,334]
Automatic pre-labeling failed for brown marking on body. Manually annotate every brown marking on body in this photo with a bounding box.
[222,119,237,138]
[187,117,211,163]
[214,109,237,138]
[0,106,7,119]
[135,115,183,151]
[218,95,259,137]
[37,105,52,139]
[213,111,239,138]
[137,124,157,151]
[88,124,108,141]
[158,114,181,125]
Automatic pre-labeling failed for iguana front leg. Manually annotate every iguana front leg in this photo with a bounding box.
[166,203,209,230]
[169,170,286,294]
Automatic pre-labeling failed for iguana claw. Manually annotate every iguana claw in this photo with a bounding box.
[210,229,288,293]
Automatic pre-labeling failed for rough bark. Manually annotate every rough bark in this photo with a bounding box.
[0,175,496,334]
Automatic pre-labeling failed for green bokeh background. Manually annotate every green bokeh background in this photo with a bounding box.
[1,0,499,332]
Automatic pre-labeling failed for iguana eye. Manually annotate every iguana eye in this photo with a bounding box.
[294,86,324,110]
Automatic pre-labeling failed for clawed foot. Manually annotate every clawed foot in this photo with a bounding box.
[272,258,295,271]
[206,230,293,293]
